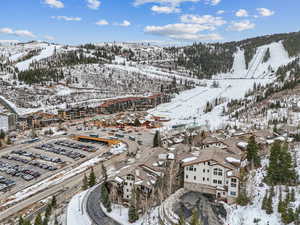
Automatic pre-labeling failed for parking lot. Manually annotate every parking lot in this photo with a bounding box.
[70,126,155,148]
[0,138,107,197]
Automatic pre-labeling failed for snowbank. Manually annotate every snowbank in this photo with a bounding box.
[67,190,91,225]
[3,155,105,207]
[110,143,127,155]
[101,203,159,225]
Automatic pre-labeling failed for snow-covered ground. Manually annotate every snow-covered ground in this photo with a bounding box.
[101,203,159,225]
[110,143,128,155]
[3,154,105,207]
[15,44,58,71]
[214,42,293,79]
[66,190,91,225]
[149,78,272,130]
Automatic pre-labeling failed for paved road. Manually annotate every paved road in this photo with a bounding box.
[86,184,120,225]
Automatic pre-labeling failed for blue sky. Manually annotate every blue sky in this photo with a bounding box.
[0,0,299,44]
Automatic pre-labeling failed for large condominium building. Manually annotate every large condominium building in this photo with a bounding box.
[181,148,242,204]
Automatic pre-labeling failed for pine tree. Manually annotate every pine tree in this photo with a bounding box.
[45,204,52,218]
[100,184,111,212]
[128,205,139,223]
[278,188,284,213]
[236,191,250,206]
[266,192,273,215]
[82,173,88,190]
[0,129,5,139]
[295,206,300,225]
[134,118,141,127]
[267,141,297,185]
[190,209,202,225]
[101,163,108,183]
[261,190,268,210]
[290,188,296,202]
[270,185,275,197]
[24,220,32,225]
[153,130,161,147]
[177,210,186,225]
[54,216,59,225]
[42,217,48,225]
[128,189,139,223]
[88,167,96,187]
[43,204,52,225]
[246,136,261,168]
[18,216,24,225]
[6,137,11,145]
[34,213,42,225]
[51,195,57,209]
[287,208,295,224]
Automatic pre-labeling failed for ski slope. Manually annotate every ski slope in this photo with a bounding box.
[215,42,293,79]
[149,78,272,130]
[15,44,57,71]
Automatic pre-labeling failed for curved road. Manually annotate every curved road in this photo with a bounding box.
[86,184,120,225]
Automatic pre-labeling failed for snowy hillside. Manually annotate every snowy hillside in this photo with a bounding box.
[214,42,294,79]
[148,78,271,130]
[15,44,59,71]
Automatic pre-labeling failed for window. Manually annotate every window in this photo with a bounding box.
[218,169,222,176]
[214,168,223,176]
[208,161,210,166]
[203,177,205,181]
[203,169,205,173]
[189,166,194,171]
[213,168,218,175]
[213,179,217,184]
[186,175,189,179]
[207,169,210,173]
[230,191,236,196]
[194,168,196,172]
[124,182,128,185]
[207,178,209,181]
[231,178,237,188]
[194,176,196,180]
[218,180,222,184]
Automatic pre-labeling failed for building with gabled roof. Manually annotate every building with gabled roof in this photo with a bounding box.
[179,147,242,203]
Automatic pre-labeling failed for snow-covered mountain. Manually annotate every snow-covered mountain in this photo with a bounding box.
[0,31,299,116]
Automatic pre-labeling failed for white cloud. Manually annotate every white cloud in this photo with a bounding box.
[96,19,109,26]
[115,20,131,27]
[151,5,180,14]
[180,14,226,27]
[236,9,248,17]
[44,35,55,41]
[87,0,101,10]
[44,0,64,8]
[0,28,13,35]
[257,8,275,17]
[134,0,199,7]
[216,10,225,15]
[228,20,255,31]
[144,23,222,41]
[51,16,82,21]
[14,30,36,38]
[169,33,222,41]
[0,27,36,38]
[208,0,221,5]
